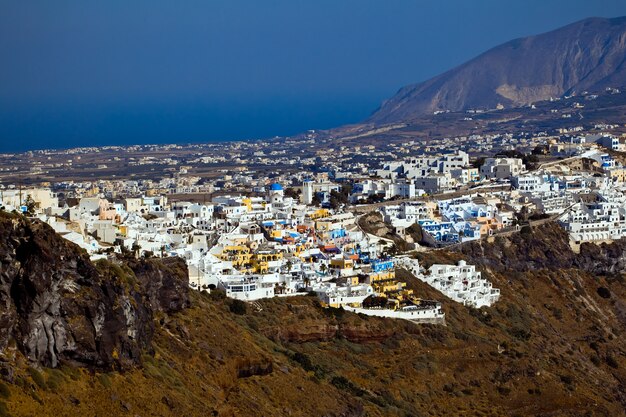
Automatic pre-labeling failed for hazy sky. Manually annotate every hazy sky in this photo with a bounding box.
[2,1,626,151]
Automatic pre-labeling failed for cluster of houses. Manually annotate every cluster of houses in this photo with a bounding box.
[559,189,626,243]
[381,196,508,244]
[4,132,626,324]
[396,258,500,308]
[0,181,480,324]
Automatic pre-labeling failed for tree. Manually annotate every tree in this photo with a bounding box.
[472,157,486,169]
[339,183,353,206]
[329,192,341,210]
[329,187,350,210]
[515,205,529,224]
[366,194,385,204]
[131,242,141,258]
[362,295,388,309]
[532,145,548,155]
[319,263,327,275]
[383,244,399,257]
[340,183,353,196]
[23,195,37,215]
[284,187,301,199]
[522,154,540,170]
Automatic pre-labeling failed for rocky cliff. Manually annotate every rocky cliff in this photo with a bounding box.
[0,212,189,370]
[449,222,626,275]
[370,16,626,123]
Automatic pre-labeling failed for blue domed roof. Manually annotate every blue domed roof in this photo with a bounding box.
[270,183,283,191]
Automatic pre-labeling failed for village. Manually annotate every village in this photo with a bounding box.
[3,125,626,325]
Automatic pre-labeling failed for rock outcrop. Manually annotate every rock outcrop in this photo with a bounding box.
[453,222,626,275]
[0,212,189,369]
[264,322,395,344]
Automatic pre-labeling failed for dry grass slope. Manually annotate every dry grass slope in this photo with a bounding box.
[1,221,625,416]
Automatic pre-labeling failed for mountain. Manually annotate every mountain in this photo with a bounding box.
[1,212,626,416]
[370,16,626,124]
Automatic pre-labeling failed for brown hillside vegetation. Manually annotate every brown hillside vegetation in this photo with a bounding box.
[0,214,626,416]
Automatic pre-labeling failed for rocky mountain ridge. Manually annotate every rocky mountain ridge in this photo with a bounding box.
[370,16,626,123]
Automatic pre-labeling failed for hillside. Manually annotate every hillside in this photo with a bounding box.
[323,86,626,149]
[0,213,626,416]
[370,16,626,123]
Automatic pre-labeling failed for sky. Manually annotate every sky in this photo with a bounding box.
[1,1,626,152]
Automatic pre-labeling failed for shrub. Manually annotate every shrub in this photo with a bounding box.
[45,369,66,391]
[509,326,531,341]
[597,287,611,299]
[229,299,247,315]
[13,377,26,389]
[0,401,9,417]
[209,289,226,301]
[330,376,365,396]
[0,382,9,399]
[27,367,46,390]
[443,383,456,393]
[590,355,601,366]
[291,352,314,372]
[30,392,43,405]
[59,365,81,381]
[247,318,259,332]
[323,306,345,319]
[606,355,619,369]
[97,374,112,388]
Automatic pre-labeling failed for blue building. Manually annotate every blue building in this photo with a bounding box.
[329,228,346,239]
[371,259,394,272]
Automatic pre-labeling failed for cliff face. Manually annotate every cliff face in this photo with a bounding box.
[370,16,626,123]
[0,212,189,369]
[449,222,626,275]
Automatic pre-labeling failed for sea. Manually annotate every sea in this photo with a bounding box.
[0,96,380,153]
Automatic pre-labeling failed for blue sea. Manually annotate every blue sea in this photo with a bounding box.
[0,96,381,153]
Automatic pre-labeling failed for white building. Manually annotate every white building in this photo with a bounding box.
[481,158,526,179]
[396,258,500,308]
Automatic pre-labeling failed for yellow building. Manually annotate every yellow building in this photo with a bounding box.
[367,270,417,308]
[330,258,354,270]
[309,209,330,220]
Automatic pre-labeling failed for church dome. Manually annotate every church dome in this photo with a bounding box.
[270,183,283,191]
